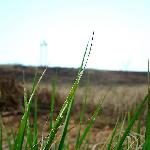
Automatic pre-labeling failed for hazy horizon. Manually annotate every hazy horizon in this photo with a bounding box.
[0,0,150,72]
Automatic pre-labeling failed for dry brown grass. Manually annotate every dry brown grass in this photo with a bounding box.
[0,75,147,123]
[39,83,147,115]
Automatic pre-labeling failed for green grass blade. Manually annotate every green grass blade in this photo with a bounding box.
[0,115,2,150]
[31,71,39,93]
[115,94,148,150]
[143,59,150,150]
[11,127,15,143]
[76,89,107,150]
[50,78,56,130]
[13,103,31,150]
[25,120,33,149]
[75,85,88,149]
[77,103,102,149]
[79,31,94,73]
[32,98,38,150]
[63,134,69,150]
[116,114,126,148]
[13,69,46,150]
[43,71,82,149]
[58,96,74,150]
[82,131,91,150]
[107,118,119,150]
[43,32,94,150]
[3,122,12,150]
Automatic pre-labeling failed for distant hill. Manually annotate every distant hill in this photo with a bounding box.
[0,64,147,85]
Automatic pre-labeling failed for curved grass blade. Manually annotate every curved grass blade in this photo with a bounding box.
[13,69,46,150]
[43,32,94,150]
[115,94,148,150]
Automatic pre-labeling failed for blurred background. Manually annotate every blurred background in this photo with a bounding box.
[0,0,150,71]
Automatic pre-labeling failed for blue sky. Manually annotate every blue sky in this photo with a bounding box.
[0,0,150,71]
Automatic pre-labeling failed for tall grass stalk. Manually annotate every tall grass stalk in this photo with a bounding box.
[143,59,150,150]
[75,84,88,149]
[25,120,33,149]
[106,118,119,150]
[58,96,75,150]
[43,31,94,150]
[50,78,56,131]
[32,98,38,150]
[13,69,46,150]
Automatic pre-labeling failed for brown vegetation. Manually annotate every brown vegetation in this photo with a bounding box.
[0,65,148,125]
[0,65,148,149]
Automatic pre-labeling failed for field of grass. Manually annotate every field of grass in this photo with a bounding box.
[1,83,148,149]
[0,32,150,149]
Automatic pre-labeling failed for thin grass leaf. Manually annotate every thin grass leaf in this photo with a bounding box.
[115,94,148,150]
[58,96,74,150]
[13,69,46,150]
[50,78,56,130]
[83,131,91,150]
[75,84,88,149]
[32,98,38,150]
[64,135,69,150]
[143,59,150,150]
[31,71,39,94]
[24,74,38,150]
[76,103,102,149]
[13,99,30,150]
[43,32,94,150]
[3,122,12,150]
[25,120,33,149]
[116,114,126,149]
[22,73,28,113]
[10,127,15,145]
[79,31,94,72]
[107,118,119,150]
[43,70,83,150]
